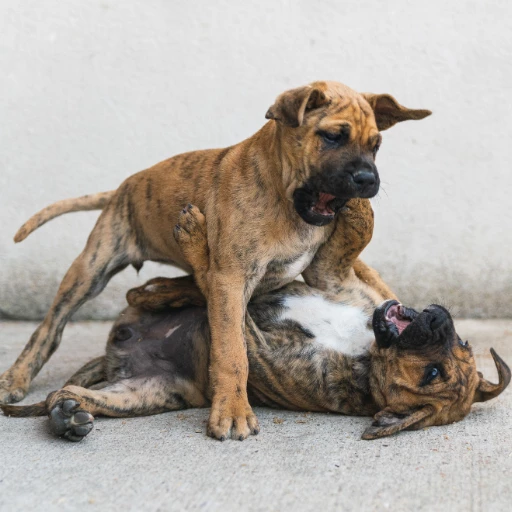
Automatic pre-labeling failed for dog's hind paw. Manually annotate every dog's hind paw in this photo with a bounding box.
[49,399,94,442]
[0,373,29,404]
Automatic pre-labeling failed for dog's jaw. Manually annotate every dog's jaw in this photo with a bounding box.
[293,187,347,226]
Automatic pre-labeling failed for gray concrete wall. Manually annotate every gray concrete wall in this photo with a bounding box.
[1,0,511,320]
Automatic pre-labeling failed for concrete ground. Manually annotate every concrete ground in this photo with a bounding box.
[0,320,511,512]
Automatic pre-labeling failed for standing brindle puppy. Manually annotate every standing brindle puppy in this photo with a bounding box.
[1,81,431,440]
[2,203,509,441]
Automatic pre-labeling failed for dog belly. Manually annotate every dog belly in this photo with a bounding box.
[279,294,374,356]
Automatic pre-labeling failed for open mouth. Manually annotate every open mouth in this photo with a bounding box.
[311,192,337,217]
[293,187,346,226]
[384,301,417,335]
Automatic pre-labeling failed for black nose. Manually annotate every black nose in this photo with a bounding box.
[352,170,376,187]
[428,308,448,331]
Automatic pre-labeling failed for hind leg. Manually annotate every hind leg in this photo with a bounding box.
[63,356,106,388]
[46,377,207,442]
[126,275,206,311]
[0,210,141,404]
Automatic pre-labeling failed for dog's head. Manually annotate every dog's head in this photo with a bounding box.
[364,299,510,439]
[265,81,431,226]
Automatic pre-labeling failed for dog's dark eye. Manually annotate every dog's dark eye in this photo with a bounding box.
[421,364,441,386]
[372,143,380,156]
[459,338,469,348]
[320,131,343,143]
[318,128,349,146]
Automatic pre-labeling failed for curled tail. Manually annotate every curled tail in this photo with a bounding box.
[1,402,47,417]
[14,190,116,243]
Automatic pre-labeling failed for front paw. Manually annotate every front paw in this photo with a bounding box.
[49,399,94,442]
[173,203,207,251]
[207,395,259,441]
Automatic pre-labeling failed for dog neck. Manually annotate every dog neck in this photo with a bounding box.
[328,351,379,416]
[247,121,299,205]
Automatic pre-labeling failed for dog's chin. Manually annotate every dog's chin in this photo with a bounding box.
[293,188,347,227]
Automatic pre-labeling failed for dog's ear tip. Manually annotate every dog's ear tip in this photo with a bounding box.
[265,109,275,120]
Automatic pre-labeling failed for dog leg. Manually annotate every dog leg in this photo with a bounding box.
[303,198,397,302]
[63,356,106,388]
[126,275,206,311]
[302,199,374,289]
[174,205,260,441]
[45,377,207,442]
[173,204,210,296]
[0,212,139,404]
[353,259,397,301]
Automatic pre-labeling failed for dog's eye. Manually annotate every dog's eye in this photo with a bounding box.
[372,143,380,156]
[320,131,343,143]
[459,338,469,348]
[421,364,441,386]
[318,128,349,146]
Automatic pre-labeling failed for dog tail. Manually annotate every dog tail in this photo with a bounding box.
[14,190,116,243]
[1,401,47,417]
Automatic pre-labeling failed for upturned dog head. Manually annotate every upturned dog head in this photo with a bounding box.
[363,300,510,439]
[265,81,431,226]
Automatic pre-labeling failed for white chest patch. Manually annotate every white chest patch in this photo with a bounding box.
[283,252,315,279]
[279,295,374,356]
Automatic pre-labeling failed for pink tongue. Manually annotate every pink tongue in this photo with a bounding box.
[313,193,336,215]
[386,304,411,334]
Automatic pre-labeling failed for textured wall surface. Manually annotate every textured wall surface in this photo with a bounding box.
[1,0,511,320]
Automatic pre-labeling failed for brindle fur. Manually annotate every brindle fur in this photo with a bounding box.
[2,203,508,442]
[1,81,430,440]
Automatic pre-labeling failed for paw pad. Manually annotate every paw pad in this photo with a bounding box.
[50,399,94,442]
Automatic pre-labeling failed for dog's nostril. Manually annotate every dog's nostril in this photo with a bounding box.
[352,170,376,186]
[429,313,446,331]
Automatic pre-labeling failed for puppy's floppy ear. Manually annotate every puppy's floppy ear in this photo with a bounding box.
[473,348,511,403]
[266,86,328,128]
[362,93,432,131]
[361,405,434,440]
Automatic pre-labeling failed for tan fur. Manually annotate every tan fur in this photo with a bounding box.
[3,203,508,442]
[1,81,430,440]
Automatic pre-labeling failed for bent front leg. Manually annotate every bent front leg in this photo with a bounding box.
[303,198,375,292]
[303,198,397,302]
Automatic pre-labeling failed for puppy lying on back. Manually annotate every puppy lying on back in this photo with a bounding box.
[3,203,509,441]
